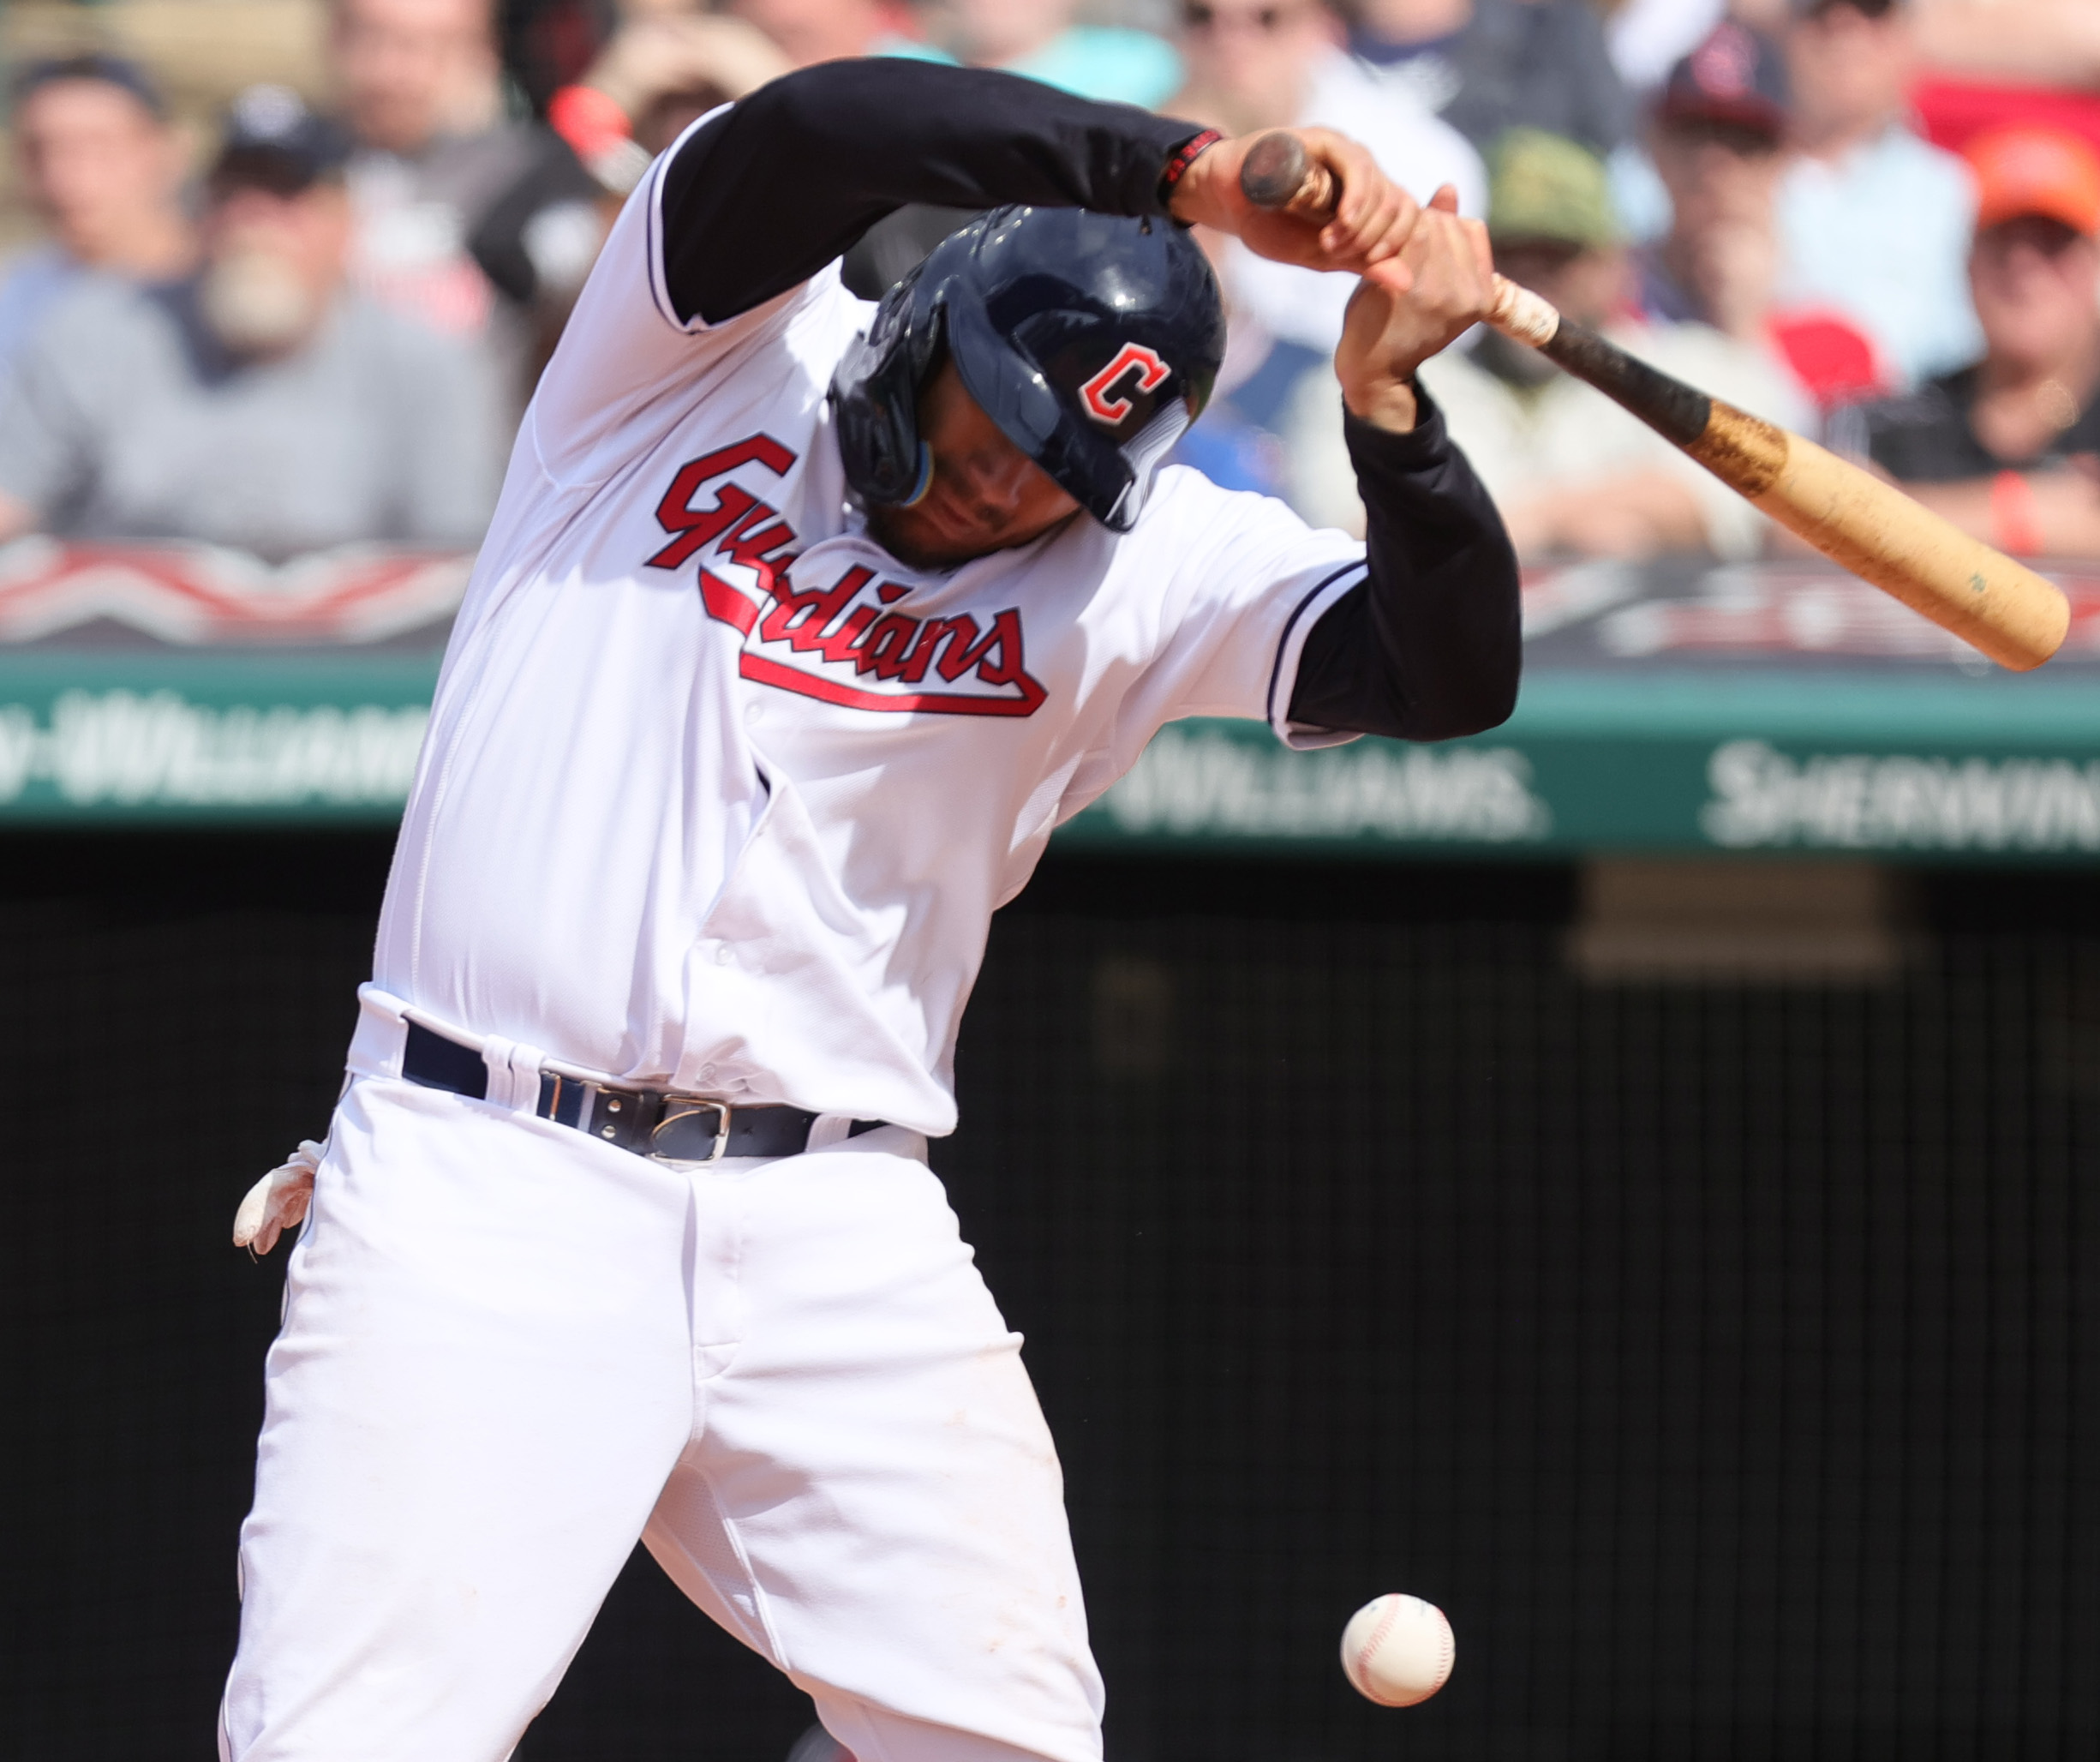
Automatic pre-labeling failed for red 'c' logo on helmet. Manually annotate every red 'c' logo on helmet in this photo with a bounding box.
[1079,343,1171,426]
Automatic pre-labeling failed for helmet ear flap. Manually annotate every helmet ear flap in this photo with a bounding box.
[830,272,946,510]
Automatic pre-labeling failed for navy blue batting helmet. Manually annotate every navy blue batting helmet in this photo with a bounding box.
[829,206,1226,534]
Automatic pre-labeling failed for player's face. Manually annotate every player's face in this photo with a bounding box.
[867,361,1083,570]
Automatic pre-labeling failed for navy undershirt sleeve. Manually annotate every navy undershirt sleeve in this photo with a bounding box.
[658,61,1203,327]
[1287,391,1522,741]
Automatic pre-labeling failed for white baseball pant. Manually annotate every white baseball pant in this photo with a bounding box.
[218,1073,1104,1762]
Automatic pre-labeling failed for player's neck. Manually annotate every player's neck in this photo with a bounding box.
[864,501,1082,572]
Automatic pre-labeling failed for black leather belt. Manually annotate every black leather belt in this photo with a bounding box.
[402,1021,882,1163]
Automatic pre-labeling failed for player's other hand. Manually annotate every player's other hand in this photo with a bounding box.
[233,1140,323,1256]
[1170,128,1418,285]
[1333,188,1496,435]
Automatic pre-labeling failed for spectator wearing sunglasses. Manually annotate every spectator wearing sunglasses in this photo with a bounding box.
[1343,0,1634,159]
[1833,129,2100,560]
[948,0,1184,107]
[1776,0,1979,387]
[1169,0,1482,357]
[0,57,194,375]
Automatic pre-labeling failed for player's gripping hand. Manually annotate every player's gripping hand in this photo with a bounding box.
[1333,187,1496,435]
[232,1140,323,1257]
[1170,127,1419,288]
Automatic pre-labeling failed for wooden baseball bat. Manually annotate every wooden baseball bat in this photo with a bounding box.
[1237,132,2070,672]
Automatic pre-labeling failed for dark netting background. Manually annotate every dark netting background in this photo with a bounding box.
[2,835,2093,1761]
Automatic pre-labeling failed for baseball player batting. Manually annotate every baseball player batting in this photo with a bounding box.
[221,62,1520,1761]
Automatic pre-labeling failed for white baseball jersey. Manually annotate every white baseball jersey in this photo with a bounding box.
[374,139,1367,1136]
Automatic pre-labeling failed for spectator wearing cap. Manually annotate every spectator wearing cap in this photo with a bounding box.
[1834,129,2100,559]
[1776,0,1981,387]
[1286,125,1809,556]
[332,0,607,399]
[1642,22,1792,333]
[1641,19,1886,411]
[0,87,504,559]
[1168,0,1483,358]
[1344,0,1634,160]
[0,57,194,372]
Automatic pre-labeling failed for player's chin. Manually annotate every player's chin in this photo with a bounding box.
[866,502,975,570]
[867,500,1067,570]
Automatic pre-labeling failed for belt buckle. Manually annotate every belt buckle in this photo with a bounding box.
[650,1094,732,1165]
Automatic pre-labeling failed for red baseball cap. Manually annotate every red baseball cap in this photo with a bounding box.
[1966,127,2100,237]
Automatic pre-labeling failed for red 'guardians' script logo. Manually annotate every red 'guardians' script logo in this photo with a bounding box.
[645,433,1049,717]
[1079,344,1170,426]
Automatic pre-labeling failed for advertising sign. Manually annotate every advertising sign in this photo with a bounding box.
[6,542,2100,860]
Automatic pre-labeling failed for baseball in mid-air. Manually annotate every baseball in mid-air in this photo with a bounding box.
[1339,1593,1455,1706]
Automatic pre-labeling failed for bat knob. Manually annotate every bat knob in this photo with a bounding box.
[1240,132,1310,211]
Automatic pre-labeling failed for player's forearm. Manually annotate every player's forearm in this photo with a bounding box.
[1288,397,1521,741]
[658,61,1205,326]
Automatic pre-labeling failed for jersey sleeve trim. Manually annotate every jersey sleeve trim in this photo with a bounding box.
[1265,560,1368,752]
[645,106,733,335]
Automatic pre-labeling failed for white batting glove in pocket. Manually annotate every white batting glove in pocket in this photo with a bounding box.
[233,1141,325,1256]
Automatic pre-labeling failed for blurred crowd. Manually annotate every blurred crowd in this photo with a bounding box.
[3,0,2099,566]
